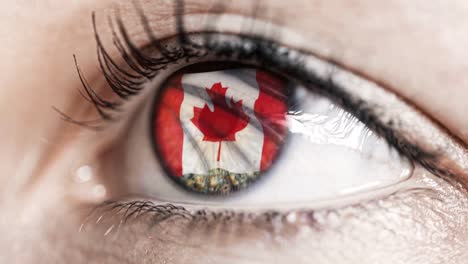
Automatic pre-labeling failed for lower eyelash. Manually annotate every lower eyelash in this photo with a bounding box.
[81,200,320,241]
[86,200,316,227]
[81,182,435,239]
[78,184,441,250]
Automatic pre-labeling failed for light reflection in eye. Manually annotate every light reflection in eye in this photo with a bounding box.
[148,65,413,202]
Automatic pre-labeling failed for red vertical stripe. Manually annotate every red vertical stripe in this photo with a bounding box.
[254,71,288,171]
[154,74,185,177]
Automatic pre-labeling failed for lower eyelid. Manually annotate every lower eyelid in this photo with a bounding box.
[80,166,445,228]
[78,174,464,259]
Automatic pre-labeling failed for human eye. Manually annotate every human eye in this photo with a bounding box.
[73,15,412,207]
[66,1,468,261]
[131,64,413,207]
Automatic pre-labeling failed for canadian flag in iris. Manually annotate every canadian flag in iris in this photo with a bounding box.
[154,68,288,178]
[191,82,251,162]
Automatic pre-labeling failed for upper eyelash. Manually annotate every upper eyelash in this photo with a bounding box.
[65,1,454,181]
[68,15,204,127]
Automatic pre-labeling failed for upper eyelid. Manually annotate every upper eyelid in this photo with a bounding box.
[72,8,467,187]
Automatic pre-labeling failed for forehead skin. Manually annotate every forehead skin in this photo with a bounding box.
[0,0,467,263]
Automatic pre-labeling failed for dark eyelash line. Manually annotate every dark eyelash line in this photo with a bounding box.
[81,199,320,239]
[65,1,456,196]
[79,199,324,252]
[88,200,289,225]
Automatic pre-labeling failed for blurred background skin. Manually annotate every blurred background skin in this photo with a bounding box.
[0,0,467,263]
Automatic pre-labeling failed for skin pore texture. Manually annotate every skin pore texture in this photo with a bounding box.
[0,0,467,263]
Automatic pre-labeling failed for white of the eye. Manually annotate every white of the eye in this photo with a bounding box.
[225,88,412,205]
[124,80,412,208]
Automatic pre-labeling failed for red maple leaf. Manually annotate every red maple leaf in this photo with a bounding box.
[191,82,250,161]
